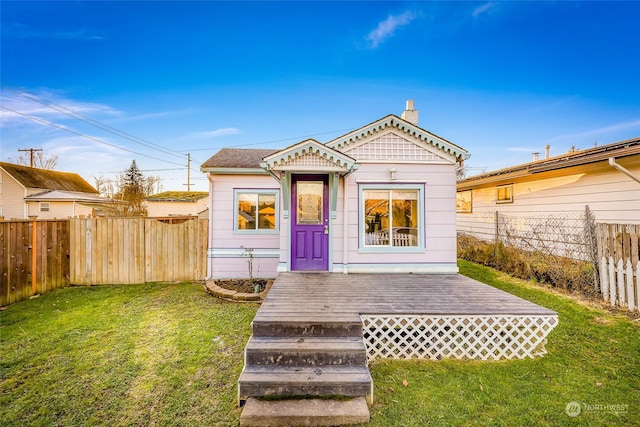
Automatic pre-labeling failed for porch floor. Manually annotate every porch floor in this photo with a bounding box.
[255,272,557,323]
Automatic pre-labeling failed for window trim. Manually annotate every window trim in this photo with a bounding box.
[359,183,424,252]
[456,189,473,213]
[39,202,50,212]
[496,184,514,204]
[233,189,280,234]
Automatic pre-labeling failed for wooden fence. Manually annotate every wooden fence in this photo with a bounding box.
[0,220,70,306]
[1,218,209,306]
[70,218,208,285]
[596,223,640,312]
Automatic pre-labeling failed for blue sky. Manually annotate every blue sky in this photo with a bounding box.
[2,1,639,191]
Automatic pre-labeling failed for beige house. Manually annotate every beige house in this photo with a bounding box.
[0,162,106,219]
[145,191,209,218]
[457,137,640,241]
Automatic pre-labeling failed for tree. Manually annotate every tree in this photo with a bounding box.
[11,151,58,169]
[110,160,148,217]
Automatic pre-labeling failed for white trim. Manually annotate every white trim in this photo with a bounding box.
[334,263,459,274]
[208,248,280,258]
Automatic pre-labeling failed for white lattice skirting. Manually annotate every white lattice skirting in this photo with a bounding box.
[361,315,558,361]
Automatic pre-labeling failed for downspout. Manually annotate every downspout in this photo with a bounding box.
[609,157,640,184]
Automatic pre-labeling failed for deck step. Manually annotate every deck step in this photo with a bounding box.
[238,365,372,401]
[252,319,363,337]
[239,397,370,427]
[245,336,367,366]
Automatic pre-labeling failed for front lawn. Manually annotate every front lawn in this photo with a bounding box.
[1,262,638,426]
[0,282,257,427]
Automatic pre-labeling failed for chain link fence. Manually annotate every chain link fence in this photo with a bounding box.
[458,207,599,295]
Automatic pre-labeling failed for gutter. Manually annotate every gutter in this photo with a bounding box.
[609,157,640,184]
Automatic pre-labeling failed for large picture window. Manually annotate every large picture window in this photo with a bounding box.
[362,187,420,248]
[235,190,278,232]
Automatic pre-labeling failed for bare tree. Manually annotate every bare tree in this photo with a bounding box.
[11,151,59,169]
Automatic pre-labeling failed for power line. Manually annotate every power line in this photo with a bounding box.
[0,105,185,167]
[1,80,185,159]
[185,127,356,152]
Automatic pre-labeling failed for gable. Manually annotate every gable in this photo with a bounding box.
[341,131,451,163]
[261,139,357,173]
[327,114,469,163]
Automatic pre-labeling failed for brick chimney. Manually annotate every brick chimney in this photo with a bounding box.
[401,99,419,126]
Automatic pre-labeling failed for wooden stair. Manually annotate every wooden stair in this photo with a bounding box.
[238,319,372,426]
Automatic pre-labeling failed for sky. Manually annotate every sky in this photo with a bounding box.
[1,1,639,192]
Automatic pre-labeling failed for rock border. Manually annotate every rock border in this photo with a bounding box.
[205,279,273,302]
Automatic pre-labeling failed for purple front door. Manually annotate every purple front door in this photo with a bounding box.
[291,174,329,271]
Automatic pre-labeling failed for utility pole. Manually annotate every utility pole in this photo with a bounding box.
[184,153,192,192]
[18,148,43,168]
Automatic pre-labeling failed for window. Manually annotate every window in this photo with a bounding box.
[362,187,420,248]
[496,184,513,204]
[40,202,50,212]
[235,190,278,232]
[456,190,472,213]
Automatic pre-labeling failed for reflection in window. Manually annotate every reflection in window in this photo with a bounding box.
[237,192,277,231]
[496,184,513,204]
[363,189,418,247]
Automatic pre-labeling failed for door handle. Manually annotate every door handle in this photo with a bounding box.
[324,225,329,235]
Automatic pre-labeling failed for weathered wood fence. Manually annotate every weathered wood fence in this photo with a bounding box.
[1,218,208,306]
[0,220,70,306]
[70,218,208,285]
[596,223,640,312]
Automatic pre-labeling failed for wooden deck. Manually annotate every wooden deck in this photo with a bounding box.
[255,272,557,322]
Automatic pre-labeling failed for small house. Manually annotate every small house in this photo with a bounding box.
[201,101,470,279]
[145,191,209,220]
[457,137,640,242]
[0,162,106,220]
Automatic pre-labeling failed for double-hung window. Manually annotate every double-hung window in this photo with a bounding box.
[362,186,422,248]
[235,190,278,232]
[40,202,50,212]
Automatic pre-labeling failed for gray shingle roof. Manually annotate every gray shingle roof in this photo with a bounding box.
[200,148,280,170]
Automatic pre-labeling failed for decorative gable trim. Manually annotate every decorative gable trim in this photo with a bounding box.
[261,139,357,173]
[343,131,450,163]
[327,115,470,162]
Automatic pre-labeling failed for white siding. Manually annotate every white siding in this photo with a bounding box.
[457,156,640,240]
[147,197,209,217]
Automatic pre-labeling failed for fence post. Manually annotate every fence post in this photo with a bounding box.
[608,256,616,306]
[626,259,635,311]
[31,220,37,294]
[584,205,599,292]
[600,257,609,302]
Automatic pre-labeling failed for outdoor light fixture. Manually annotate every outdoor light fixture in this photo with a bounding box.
[389,166,397,180]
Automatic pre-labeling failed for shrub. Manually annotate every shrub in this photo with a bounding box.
[457,234,597,296]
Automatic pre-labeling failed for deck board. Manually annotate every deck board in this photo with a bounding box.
[254,272,556,323]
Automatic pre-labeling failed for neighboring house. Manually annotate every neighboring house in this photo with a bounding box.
[0,162,107,219]
[201,101,469,279]
[456,137,640,241]
[145,191,209,218]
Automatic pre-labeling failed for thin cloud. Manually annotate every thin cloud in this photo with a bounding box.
[544,118,640,144]
[472,2,497,18]
[365,11,417,48]
[0,89,119,128]
[190,128,241,138]
[4,23,105,41]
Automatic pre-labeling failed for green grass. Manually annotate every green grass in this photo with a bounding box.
[368,260,640,426]
[0,282,257,427]
[1,262,639,426]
